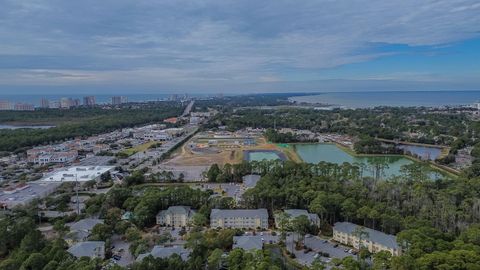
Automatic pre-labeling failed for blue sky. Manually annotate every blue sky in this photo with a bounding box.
[0,0,479,95]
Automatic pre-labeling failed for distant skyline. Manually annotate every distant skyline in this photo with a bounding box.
[1,0,480,94]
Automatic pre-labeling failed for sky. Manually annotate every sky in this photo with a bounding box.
[0,0,479,95]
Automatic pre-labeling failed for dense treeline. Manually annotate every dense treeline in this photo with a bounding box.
[206,107,475,146]
[354,136,402,155]
[0,103,183,152]
[239,160,480,269]
[194,93,307,111]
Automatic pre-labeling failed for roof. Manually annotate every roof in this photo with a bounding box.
[211,209,268,219]
[157,206,195,217]
[69,218,103,232]
[67,241,105,258]
[333,222,399,250]
[242,174,261,188]
[137,246,190,261]
[233,236,263,250]
[284,209,319,222]
[40,166,115,182]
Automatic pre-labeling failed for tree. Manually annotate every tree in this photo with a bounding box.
[207,164,221,182]
[207,248,223,270]
[20,253,46,270]
[292,215,311,246]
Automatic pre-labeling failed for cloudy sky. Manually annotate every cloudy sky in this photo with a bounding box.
[1,0,479,95]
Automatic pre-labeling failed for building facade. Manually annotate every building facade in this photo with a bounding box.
[210,209,269,229]
[333,222,401,256]
[156,206,196,227]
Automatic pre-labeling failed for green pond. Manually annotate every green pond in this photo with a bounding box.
[292,143,443,179]
[244,150,286,162]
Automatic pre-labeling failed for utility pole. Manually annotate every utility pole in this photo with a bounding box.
[76,174,80,215]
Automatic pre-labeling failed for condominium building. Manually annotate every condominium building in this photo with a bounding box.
[333,222,401,256]
[83,96,96,106]
[210,209,269,229]
[156,206,196,227]
[274,209,320,228]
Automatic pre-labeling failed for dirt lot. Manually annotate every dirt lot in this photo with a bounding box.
[162,136,291,166]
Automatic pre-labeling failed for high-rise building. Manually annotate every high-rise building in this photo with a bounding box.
[40,98,50,108]
[72,98,81,107]
[14,103,34,111]
[60,97,73,109]
[111,96,127,105]
[0,100,12,110]
[49,100,60,109]
[83,96,96,106]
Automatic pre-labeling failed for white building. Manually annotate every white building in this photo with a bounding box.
[333,222,401,256]
[156,206,196,227]
[39,166,114,183]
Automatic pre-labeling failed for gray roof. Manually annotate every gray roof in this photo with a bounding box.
[157,206,195,217]
[284,209,319,222]
[211,209,268,219]
[242,174,261,188]
[333,222,399,250]
[65,230,90,241]
[233,236,263,250]
[67,241,105,258]
[69,218,103,232]
[137,246,190,261]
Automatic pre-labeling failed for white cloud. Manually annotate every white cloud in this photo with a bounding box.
[0,0,479,92]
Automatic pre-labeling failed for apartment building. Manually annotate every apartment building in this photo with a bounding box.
[156,206,196,227]
[333,222,401,256]
[274,209,321,228]
[210,209,269,229]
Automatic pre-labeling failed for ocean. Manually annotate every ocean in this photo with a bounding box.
[289,91,480,108]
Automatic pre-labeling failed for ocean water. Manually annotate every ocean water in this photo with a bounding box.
[290,91,480,108]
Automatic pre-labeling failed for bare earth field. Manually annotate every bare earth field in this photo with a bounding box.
[162,136,295,167]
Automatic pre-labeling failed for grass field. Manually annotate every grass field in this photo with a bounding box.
[120,141,158,156]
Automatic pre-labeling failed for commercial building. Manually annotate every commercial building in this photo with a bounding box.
[274,209,321,228]
[210,209,269,229]
[156,206,196,227]
[67,241,105,259]
[39,166,115,183]
[333,222,401,256]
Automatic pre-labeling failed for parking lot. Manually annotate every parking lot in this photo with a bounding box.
[111,234,134,267]
[286,234,354,266]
